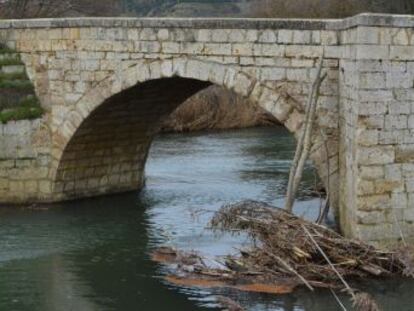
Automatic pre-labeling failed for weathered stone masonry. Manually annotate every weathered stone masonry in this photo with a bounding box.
[0,14,413,243]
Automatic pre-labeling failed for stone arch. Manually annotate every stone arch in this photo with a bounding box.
[50,57,337,205]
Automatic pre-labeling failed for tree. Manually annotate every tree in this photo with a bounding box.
[0,0,121,18]
[248,0,413,18]
[0,0,71,18]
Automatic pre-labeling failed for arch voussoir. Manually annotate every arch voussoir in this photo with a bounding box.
[48,56,335,206]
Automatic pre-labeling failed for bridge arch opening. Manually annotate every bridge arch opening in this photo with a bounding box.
[51,58,337,207]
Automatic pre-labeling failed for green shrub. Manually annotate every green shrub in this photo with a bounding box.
[0,93,44,124]
[0,44,44,123]
[0,57,22,67]
[0,45,15,54]
[0,80,34,91]
[0,72,28,82]
[19,95,40,107]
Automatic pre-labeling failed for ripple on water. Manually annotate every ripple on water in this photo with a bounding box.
[3,127,407,311]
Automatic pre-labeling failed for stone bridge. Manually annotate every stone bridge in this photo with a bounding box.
[0,14,414,243]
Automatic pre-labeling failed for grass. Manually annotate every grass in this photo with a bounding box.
[0,80,34,91]
[0,58,23,66]
[0,44,44,123]
[0,96,43,124]
[19,96,40,107]
[0,72,28,81]
[0,46,15,54]
[0,106,44,123]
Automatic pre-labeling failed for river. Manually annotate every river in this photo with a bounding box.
[0,126,412,311]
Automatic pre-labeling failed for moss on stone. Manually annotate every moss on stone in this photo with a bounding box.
[0,57,23,66]
[0,96,43,124]
[0,79,34,91]
[0,45,15,54]
[0,105,43,124]
[0,44,44,124]
[0,72,28,81]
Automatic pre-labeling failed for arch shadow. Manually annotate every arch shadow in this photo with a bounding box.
[49,57,336,204]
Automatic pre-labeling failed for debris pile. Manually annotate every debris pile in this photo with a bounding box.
[153,200,414,310]
[210,201,413,286]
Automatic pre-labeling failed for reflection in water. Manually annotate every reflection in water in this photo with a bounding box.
[0,127,412,311]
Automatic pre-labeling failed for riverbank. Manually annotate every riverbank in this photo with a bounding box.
[161,86,279,133]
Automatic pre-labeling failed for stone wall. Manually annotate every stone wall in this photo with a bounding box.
[338,23,414,244]
[0,119,51,202]
[0,16,342,206]
[0,14,413,243]
[0,47,43,123]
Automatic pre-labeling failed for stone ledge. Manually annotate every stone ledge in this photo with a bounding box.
[0,13,412,31]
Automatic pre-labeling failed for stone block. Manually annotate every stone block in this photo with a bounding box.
[260,68,286,81]
[404,208,414,222]
[1,65,25,74]
[80,59,100,71]
[359,90,393,102]
[232,43,253,56]
[157,29,169,41]
[386,71,414,88]
[391,29,410,45]
[285,45,323,58]
[286,68,308,82]
[391,192,408,209]
[162,42,180,54]
[258,30,277,43]
[357,146,395,165]
[204,43,232,55]
[376,180,404,194]
[356,210,386,225]
[180,42,204,54]
[277,30,292,44]
[291,59,314,68]
[357,194,391,211]
[358,115,384,129]
[319,31,337,45]
[227,30,245,42]
[292,30,311,44]
[359,102,387,116]
[385,115,408,130]
[196,29,211,42]
[140,28,157,41]
[360,72,386,89]
[356,45,389,60]
[211,29,229,42]
[357,180,375,195]
[396,145,414,163]
[284,109,303,131]
[139,41,161,53]
[245,30,258,42]
[233,73,254,97]
[324,45,344,58]
[357,27,380,44]
[359,165,384,180]
[259,45,285,57]
[356,129,378,146]
[390,46,414,60]
[389,102,410,115]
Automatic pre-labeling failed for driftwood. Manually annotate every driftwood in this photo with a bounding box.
[285,55,327,212]
[154,201,414,311]
[210,201,412,282]
[216,297,245,311]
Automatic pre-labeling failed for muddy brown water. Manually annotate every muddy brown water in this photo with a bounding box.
[0,127,412,311]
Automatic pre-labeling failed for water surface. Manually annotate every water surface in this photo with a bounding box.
[0,127,411,311]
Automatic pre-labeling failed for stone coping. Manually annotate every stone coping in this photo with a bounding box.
[0,13,413,30]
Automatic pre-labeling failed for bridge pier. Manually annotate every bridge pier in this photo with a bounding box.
[0,14,414,244]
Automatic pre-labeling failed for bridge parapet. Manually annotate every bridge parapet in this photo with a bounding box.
[0,13,413,244]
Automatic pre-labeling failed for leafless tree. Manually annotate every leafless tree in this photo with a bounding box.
[0,0,121,18]
[248,0,413,18]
